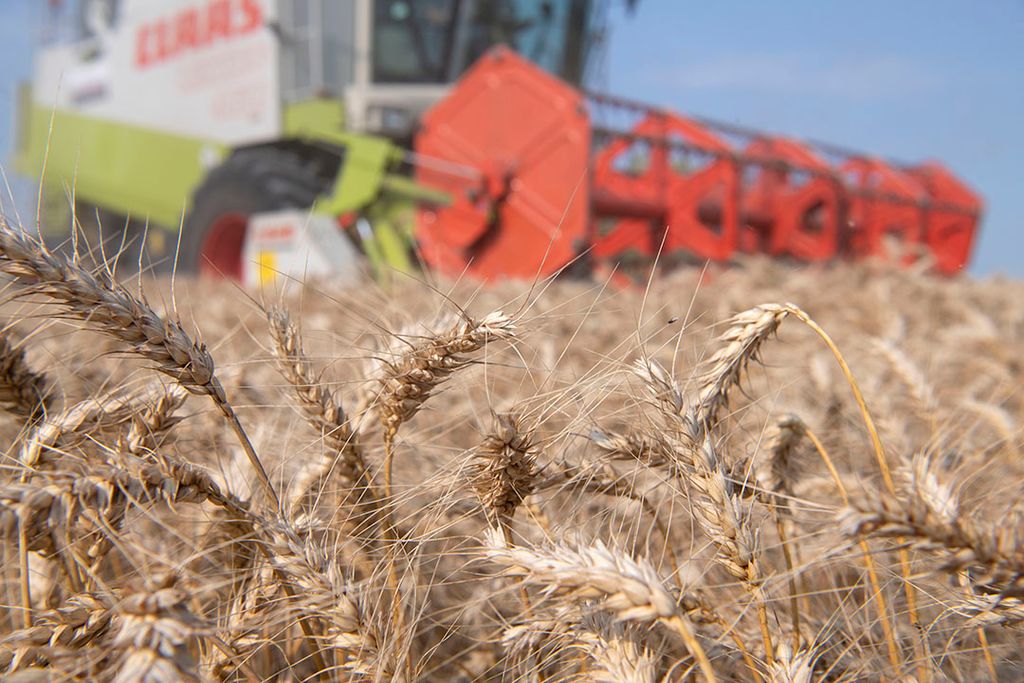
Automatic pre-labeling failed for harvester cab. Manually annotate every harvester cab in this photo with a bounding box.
[349,0,597,140]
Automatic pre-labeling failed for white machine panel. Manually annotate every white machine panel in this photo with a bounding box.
[243,209,363,288]
[35,0,281,144]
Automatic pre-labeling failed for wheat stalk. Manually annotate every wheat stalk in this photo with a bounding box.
[798,421,903,672]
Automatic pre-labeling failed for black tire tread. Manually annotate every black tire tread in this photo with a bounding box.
[180,147,330,274]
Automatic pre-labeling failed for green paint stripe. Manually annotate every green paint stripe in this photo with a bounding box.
[15,101,222,228]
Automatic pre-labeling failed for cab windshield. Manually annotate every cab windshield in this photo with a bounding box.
[372,0,591,85]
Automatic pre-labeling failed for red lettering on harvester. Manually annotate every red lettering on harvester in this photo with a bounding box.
[238,0,264,33]
[135,25,151,66]
[207,0,232,41]
[135,0,265,69]
[174,9,201,51]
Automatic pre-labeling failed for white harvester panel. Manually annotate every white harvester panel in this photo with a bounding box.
[35,0,281,145]
[243,209,363,288]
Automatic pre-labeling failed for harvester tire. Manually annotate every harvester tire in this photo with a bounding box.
[180,148,326,279]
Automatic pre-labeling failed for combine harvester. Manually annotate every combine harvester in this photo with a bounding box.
[13,0,983,284]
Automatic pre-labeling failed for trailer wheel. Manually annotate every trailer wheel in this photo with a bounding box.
[181,148,327,280]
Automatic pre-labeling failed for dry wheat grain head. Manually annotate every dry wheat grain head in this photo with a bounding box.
[469,413,538,531]
[376,311,516,446]
[0,330,52,421]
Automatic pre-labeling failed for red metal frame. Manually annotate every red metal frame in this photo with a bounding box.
[413,48,983,280]
[415,47,591,281]
[741,138,842,262]
[840,157,927,266]
[905,162,982,275]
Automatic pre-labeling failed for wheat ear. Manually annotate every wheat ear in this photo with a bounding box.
[112,576,201,683]
[469,413,538,534]
[872,337,939,424]
[374,310,513,663]
[119,385,187,458]
[376,311,514,499]
[633,354,778,665]
[692,304,790,437]
[267,307,379,524]
[0,329,52,421]
[257,521,399,679]
[644,340,779,660]
[954,594,1024,627]
[699,302,923,675]
[840,479,1022,598]
[2,457,253,559]
[20,390,141,474]
[686,434,777,666]
[632,357,685,419]
[20,384,184,475]
[0,222,278,509]
[589,427,684,470]
[571,613,659,683]
[483,528,718,682]
[1,592,114,673]
[535,457,686,591]
[767,643,816,683]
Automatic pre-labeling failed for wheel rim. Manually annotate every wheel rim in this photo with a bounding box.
[199,212,248,280]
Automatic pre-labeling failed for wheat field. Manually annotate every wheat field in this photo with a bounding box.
[0,216,1021,681]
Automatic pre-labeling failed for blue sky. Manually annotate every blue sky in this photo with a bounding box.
[0,0,36,229]
[1,0,1021,275]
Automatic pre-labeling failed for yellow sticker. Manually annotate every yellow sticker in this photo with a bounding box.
[257,251,276,285]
